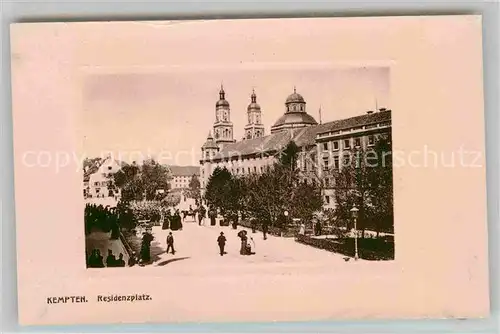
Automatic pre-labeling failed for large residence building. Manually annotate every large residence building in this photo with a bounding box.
[167,165,200,190]
[200,86,392,209]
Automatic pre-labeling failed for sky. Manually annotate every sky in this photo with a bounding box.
[81,66,390,166]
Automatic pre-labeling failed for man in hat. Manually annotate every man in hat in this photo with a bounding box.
[217,232,226,256]
[166,232,175,255]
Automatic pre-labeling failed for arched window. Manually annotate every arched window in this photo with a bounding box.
[300,105,303,111]
[247,131,252,139]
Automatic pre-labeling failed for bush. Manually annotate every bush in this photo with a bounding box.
[295,234,394,260]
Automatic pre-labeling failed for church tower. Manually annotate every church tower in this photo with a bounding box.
[213,84,235,149]
[244,89,265,140]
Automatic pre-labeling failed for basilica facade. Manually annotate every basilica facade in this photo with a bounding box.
[200,85,392,209]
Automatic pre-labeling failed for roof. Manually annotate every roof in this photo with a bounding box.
[168,165,200,176]
[285,92,306,104]
[247,102,261,111]
[216,99,230,107]
[271,111,318,129]
[213,130,292,160]
[83,157,126,181]
[207,110,392,161]
[316,110,391,135]
[202,137,219,149]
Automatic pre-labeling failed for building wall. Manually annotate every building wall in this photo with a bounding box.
[201,108,392,213]
[316,120,392,209]
[86,158,122,199]
[170,175,197,189]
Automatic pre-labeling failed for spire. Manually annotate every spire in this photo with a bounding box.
[293,86,296,94]
[251,88,257,103]
[319,105,323,124]
[219,82,225,100]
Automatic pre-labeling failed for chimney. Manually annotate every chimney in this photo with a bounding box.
[379,107,387,112]
[367,110,374,114]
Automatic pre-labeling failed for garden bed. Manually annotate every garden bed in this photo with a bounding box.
[295,234,394,260]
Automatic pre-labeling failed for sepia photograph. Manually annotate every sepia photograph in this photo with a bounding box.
[82,66,394,270]
[10,16,489,325]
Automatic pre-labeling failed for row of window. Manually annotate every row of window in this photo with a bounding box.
[93,181,112,187]
[321,135,375,151]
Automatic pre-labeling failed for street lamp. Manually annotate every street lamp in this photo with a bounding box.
[350,205,359,261]
[283,210,289,237]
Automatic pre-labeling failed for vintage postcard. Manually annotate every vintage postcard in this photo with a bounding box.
[10,16,489,325]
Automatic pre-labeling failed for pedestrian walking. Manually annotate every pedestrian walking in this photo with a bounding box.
[217,232,226,256]
[141,231,154,263]
[262,221,269,240]
[198,205,207,226]
[166,232,175,255]
[237,230,248,255]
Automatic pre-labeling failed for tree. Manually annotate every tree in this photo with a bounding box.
[279,140,299,169]
[114,163,143,202]
[141,159,170,200]
[186,174,201,201]
[334,135,393,237]
[244,140,322,227]
[204,167,233,215]
[113,159,170,202]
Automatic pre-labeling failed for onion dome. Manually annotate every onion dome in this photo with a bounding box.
[247,88,261,111]
[216,84,230,107]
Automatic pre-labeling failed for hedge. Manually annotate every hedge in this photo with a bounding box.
[295,234,394,261]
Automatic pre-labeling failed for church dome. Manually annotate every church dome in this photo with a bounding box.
[216,99,230,107]
[271,112,318,129]
[216,84,230,108]
[247,88,261,111]
[247,102,261,110]
[285,89,306,104]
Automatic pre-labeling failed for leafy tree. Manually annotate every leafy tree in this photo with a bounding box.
[141,159,170,200]
[334,135,393,237]
[186,174,201,201]
[244,141,322,227]
[204,167,233,215]
[114,163,143,202]
[113,159,170,202]
[279,140,299,169]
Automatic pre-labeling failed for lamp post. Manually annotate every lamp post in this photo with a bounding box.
[283,210,289,237]
[350,205,359,261]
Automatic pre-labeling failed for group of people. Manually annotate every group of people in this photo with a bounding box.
[84,203,122,238]
[87,249,126,268]
[161,209,183,231]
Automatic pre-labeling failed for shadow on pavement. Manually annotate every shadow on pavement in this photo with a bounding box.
[156,257,191,266]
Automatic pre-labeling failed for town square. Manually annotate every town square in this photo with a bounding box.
[83,69,395,270]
